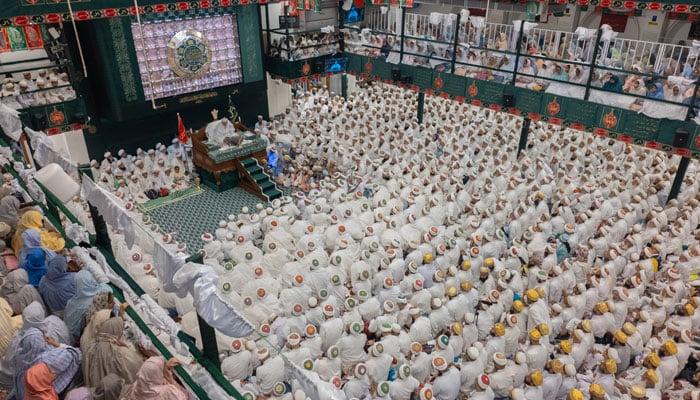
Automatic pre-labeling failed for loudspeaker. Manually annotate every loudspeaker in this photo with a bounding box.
[503,94,515,108]
[674,129,689,148]
[392,68,401,81]
[31,113,48,131]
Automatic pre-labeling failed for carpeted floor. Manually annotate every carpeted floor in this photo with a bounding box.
[145,185,294,253]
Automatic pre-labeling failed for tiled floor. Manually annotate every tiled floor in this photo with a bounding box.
[146,186,294,253]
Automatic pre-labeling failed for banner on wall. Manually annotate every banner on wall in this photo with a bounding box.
[0,26,43,52]
[6,26,28,50]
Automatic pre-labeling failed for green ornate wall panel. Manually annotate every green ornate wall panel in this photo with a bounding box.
[236,5,264,83]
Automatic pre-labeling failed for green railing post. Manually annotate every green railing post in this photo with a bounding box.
[668,156,690,203]
[584,28,604,101]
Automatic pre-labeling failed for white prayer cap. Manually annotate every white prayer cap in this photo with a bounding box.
[515,351,526,364]
[466,347,479,360]
[493,352,507,366]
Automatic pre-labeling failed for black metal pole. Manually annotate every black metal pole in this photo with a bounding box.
[399,7,406,64]
[78,165,112,249]
[264,4,271,55]
[511,20,525,86]
[584,28,604,101]
[450,13,461,74]
[685,76,700,121]
[668,156,690,203]
[417,91,425,123]
[197,313,221,368]
[517,117,531,158]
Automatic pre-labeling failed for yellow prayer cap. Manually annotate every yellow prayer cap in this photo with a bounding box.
[423,253,433,263]
[601,358,617,374]
[451,322,463,335]
[529,328,541,342]
[512,300,524,312]
[622,322,636,335]
[446,286,458,298]
[664,340,678,355]
[461,260,471,271]
[460,281,472,292]
[526,289,539,302]
[529,371,543,386]
[559,340,572,354]
[613,330,628,344]
[567,389,584,400]
[538,323,549,335]
[484,257,494,267]
[629,386,646,399]
[581,319,593,333]
[594,301,608,314]
[589,383,605,398]
[644,368,659,383]
[645,353,661,367]
[493,323,505,337]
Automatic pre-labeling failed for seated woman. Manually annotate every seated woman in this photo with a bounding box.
[64,373,125,400]
[39,255,76,315]
[665,84,685,103]
[8,327,54,399]
[21,248,49,287]
[0,195,20,239]
[602,74,623,93]
[628,79,647,111]
[21,301,72,346]
[0,297,22,359]
[551,64,569,81]
[121,356,188,400]
[63,270,112,341]
[12,211,64,263]
[0,269,44,315]
[27,340,82,398]
[83,316,144,387]
[647,82,665,100]
[80,292,118,334]
[515,58,538,89]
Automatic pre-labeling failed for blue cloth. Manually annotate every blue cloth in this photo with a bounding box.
[39,255,76,314]
[37,345,82,394]
[18,229,57,267]
[648,82,665,99]
[21,248,48,287]
[9,327,53,400]
[267,150,278,170]
[602,75,623,92]
[63,270,112,340]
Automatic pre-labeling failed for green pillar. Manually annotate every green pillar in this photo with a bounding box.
[668,156,690,204]
[417,91,425,124]
[517,117,531,157]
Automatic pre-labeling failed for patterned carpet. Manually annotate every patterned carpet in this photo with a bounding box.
[145,185,294,254]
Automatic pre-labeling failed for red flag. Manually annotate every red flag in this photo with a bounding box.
[177,113,187,143]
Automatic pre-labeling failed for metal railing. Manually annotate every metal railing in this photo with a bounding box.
[342,6,700,121]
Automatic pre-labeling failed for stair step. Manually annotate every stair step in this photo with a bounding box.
[241,158,257,167]
[266,190,282,200]
[259,181,276,190]
[251,172,268,182]
[247,165,262,175]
